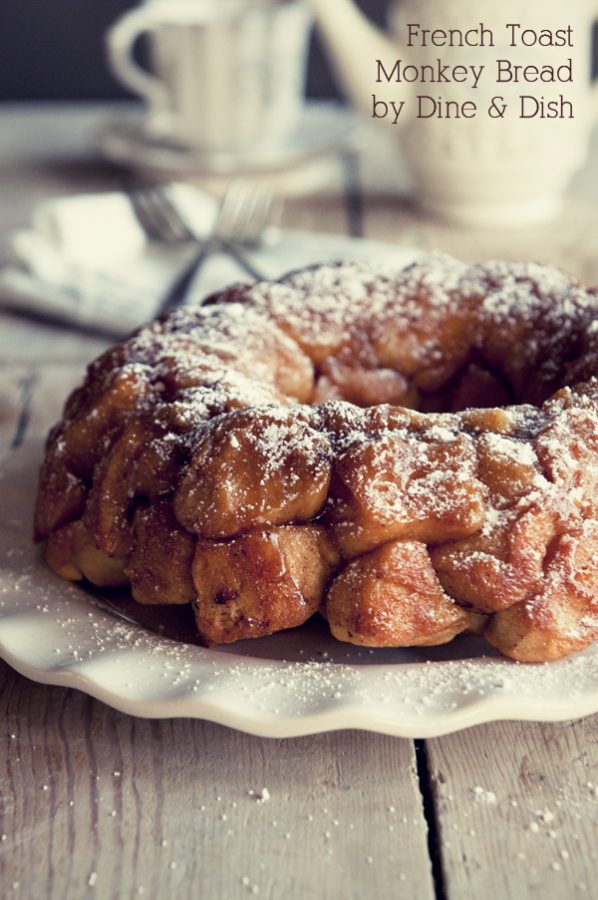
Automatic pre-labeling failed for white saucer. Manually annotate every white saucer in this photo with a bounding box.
[96,102,360,178]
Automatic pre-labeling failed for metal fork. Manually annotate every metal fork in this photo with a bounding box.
[128,180,281,314]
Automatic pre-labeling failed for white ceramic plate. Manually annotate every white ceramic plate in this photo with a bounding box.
[2,442,598,738]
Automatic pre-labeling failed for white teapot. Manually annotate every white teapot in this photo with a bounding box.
[307,0,598,226]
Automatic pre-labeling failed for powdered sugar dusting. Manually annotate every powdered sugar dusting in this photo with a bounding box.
[32,255,598,661]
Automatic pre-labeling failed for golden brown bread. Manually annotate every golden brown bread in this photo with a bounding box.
[34,255,598,661]
[192,525,338,643]
[325,540,472,647]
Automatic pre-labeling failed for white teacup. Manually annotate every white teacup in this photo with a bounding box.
[106,0,313,154]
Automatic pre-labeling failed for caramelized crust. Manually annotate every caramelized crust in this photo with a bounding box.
[192,525,338,643]
[325,540,471,647]
[486,523,598,661]
[34,256,598,661]
[327,425,486,557]
[126,501,195,605]
[432,506,559,613]
[174,407,332,538]
[46,519,128,588]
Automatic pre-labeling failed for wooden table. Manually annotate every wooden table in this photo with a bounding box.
[1,103,598,900]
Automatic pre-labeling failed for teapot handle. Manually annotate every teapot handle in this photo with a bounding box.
[305,0,409,125]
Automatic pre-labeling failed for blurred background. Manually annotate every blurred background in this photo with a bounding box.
[2,1,598,348]
[0,0,386,101]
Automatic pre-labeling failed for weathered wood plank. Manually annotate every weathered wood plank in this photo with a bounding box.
[283,194,351,236]
[425,720,598,899]
[0,663,435,900]
[0,376,435,899]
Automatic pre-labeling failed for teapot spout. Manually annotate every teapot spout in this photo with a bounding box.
[306,0,402,123]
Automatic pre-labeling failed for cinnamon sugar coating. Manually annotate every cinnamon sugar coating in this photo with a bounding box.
[35,256,598,661]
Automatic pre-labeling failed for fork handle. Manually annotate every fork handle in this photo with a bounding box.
[158,240,266,315]
[158,244,212,315]
[219,240,267,282]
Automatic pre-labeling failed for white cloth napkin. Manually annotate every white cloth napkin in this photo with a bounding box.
[0,185,414,337]
[0,185,223,334]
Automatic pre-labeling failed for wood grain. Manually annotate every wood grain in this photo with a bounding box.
[425,720,598,899]
[0,659,434,900]
[360,194,598,283]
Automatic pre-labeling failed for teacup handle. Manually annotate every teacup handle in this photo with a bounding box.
[106,9,168,113]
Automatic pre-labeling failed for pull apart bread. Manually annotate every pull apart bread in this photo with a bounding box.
[34,255,598,662]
